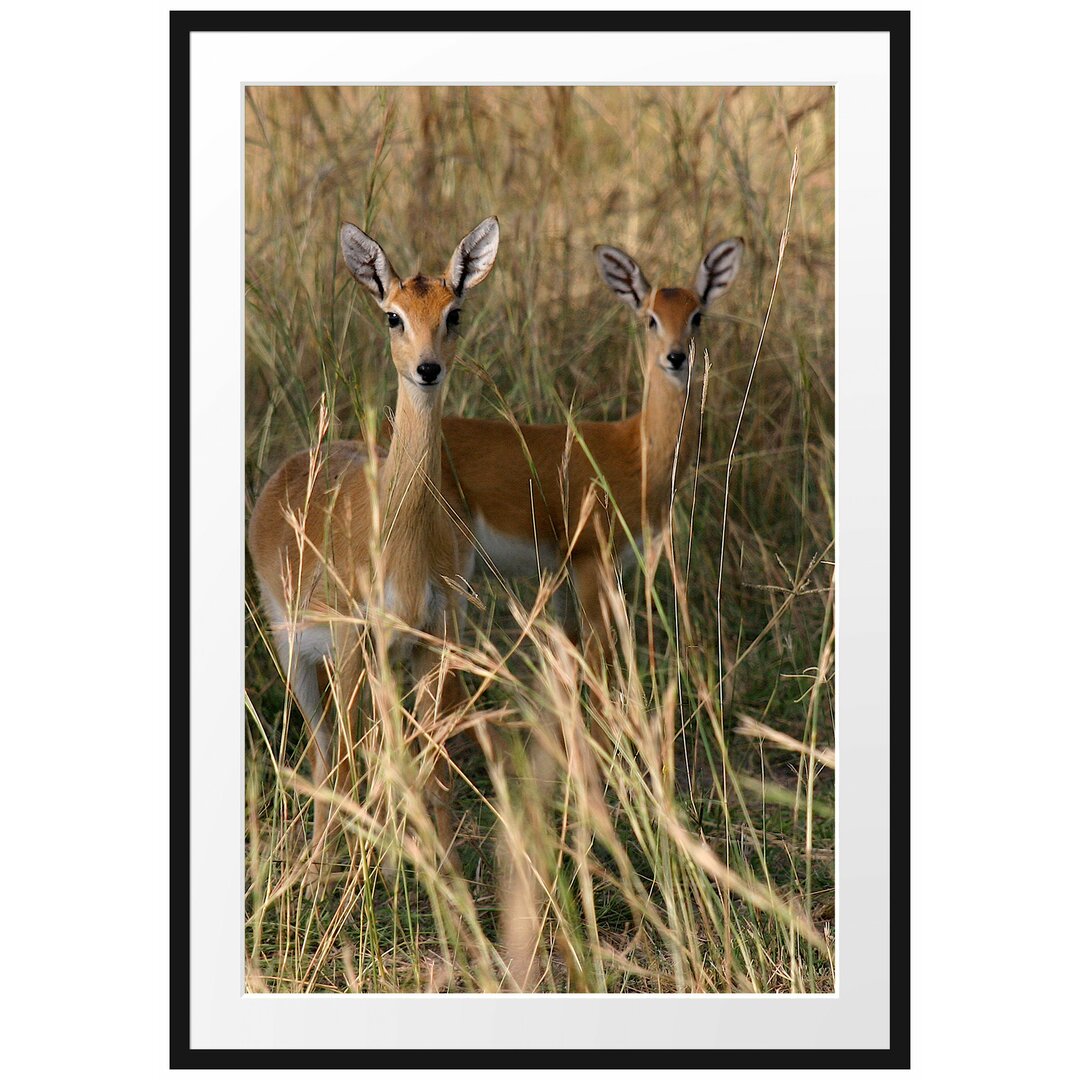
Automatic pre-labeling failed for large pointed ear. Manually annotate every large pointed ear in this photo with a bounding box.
[340,223,399,302]
[446,217,499,296]
[695,238,743,306]
[594,245,651,311]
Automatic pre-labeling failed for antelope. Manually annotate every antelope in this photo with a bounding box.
[438,239,743,675]
[247,217,500,881]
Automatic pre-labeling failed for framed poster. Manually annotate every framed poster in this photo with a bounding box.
[173,7,908,1067]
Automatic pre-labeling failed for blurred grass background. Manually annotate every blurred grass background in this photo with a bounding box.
[245,85,834,993]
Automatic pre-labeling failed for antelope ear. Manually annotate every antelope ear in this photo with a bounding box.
[594,245,651,311]
[695,238,743,306]
[340,223,399,302]
[446,216,499,295]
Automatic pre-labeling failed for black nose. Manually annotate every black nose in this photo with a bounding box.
[416,362,442,385]
[666,351,687,370]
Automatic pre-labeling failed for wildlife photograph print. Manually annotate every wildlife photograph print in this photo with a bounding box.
[244,84,834,994]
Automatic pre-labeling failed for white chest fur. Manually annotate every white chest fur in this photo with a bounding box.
[473,511,561,579]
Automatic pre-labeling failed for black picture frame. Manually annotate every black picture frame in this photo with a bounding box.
[171,8,910,1068]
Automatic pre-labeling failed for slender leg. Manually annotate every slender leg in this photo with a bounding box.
[306,678,336,873]
[289,618,361,891]
[274,629,336,885]
[497,808,540,990]
[496,724,562,992]
[410,642,466,865]
[642,528,663,677]
[571,553,617,680]
[570,553,616,763]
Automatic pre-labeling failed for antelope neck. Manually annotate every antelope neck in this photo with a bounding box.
[382,375,445,529]
[640,361,703,502]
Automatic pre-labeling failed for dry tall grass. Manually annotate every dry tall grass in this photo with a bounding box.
[245,85,834,993]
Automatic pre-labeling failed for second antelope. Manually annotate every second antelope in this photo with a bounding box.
[439,238,743,674]
[248,217,500,882]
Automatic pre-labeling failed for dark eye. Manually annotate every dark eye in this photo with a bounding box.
[446,309,461,329]
[386,312,402,330]
[691,312,702,328]
[647,315,657,331]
